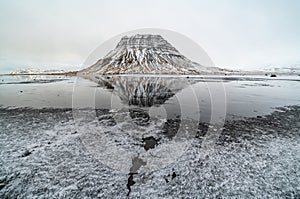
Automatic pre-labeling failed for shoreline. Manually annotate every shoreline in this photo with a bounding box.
[1,70,299,77]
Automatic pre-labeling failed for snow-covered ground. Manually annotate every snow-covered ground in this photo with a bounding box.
[0,75,299,198]
[0,106,299,198]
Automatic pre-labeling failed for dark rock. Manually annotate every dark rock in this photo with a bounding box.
[0,183,5,189]
[142,136,158,150]
[270,74,277,77]
[172,171,177,179]
[129,109,150,126]
[71,131,78,134]
[126,173,136,196]
[21,149,31,157]
[162,119,181,139]
[196,123,209,138]
[104,82,114,89]
[0,176,6,184]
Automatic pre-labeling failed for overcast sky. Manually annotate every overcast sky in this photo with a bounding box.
[0,0,300,73]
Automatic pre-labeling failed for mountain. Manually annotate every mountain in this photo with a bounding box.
[261,63,300,75]
[9,68,77,76]
[10,68,65,75]
[80,34,223,75]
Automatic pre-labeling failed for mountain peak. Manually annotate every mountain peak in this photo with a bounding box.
[116,34,178,53]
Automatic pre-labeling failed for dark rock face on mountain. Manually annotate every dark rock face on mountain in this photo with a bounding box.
[80,34,216,75]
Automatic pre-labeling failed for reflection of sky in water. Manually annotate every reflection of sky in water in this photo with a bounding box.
[0,75,299,120]
[224,78,300,118]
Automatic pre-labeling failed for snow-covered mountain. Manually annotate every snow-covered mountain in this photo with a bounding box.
[80,34,224,75]
[261,63,300,74]
[10,68,65,75]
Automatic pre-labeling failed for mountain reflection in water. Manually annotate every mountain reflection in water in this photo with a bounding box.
[91,75,213,132]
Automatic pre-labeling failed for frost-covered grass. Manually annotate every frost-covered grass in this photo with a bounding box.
[0,106,299,198]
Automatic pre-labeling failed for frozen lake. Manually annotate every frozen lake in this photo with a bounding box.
[0,74,299,198]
